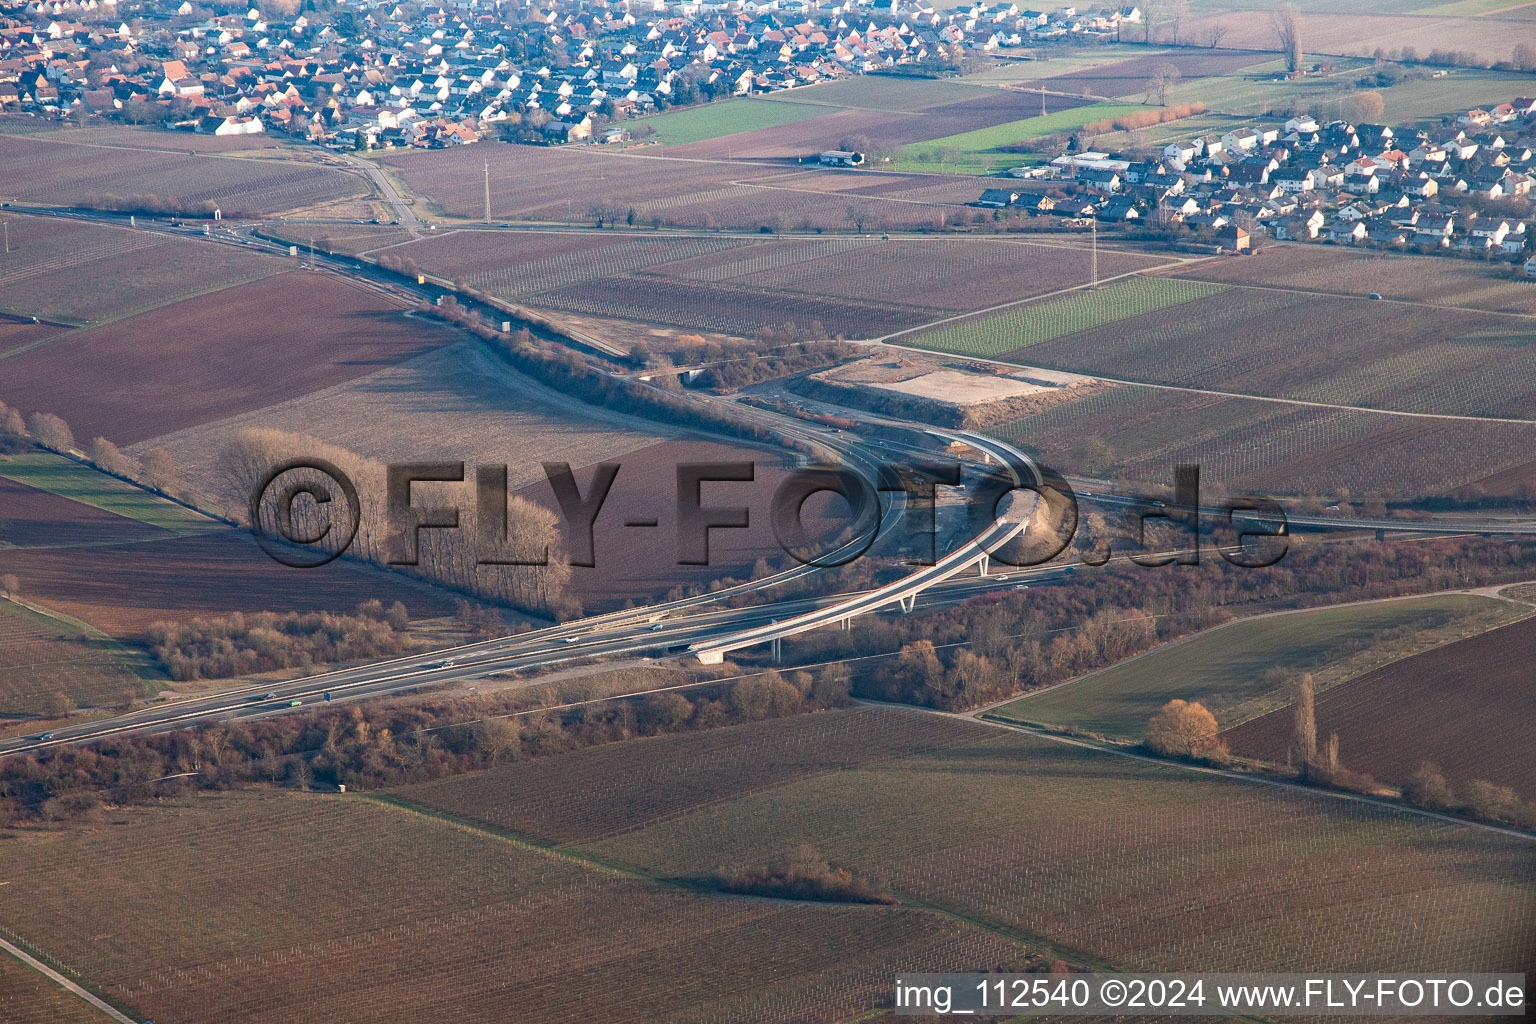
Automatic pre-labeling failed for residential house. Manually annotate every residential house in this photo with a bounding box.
[1327,220,1366,244]
[1215,223,1250,250]
[975,187,1018,207]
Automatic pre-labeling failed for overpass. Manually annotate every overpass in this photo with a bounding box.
[690,496,1035,665]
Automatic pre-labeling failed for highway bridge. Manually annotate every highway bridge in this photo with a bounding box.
[690,499,1034,664]
[8,206,1536,758]
[0,550,1081,759]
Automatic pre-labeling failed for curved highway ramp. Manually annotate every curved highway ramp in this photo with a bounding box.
[690,494,1037,665]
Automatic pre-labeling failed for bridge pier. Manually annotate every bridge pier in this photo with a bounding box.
[977,554,989,577]
[772,636,782,663]
[898,594,916,613]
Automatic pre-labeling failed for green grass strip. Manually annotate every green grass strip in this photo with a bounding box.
[985,594,1529,740]
[0,451,215,533]
[640,97,830,146]
[903,277,1226,358]
[890,101,1147,173]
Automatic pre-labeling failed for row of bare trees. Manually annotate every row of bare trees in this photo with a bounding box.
[147,601,415,681]
[1293,672,1536,828]
[1143,674,1536,830]
[221,427,573,617]
[0,664,853,824]
[0,401,178,494]
[1130,1,1303,73]
[1404,762,1535,828]
[779,534,1536,715]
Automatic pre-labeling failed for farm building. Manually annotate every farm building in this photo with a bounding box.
[819,150,865,167]
[1216,224,1250,250]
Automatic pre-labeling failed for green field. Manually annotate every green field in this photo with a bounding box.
[640,97,829,145]
[1088,112,1244,151]
[901,277,1225,357]
[987,594,1529,740]
[1368,69,1536,122]
[965,48,1178,85]
[1160,59,1536,123]
[764,76,996,112]
[1412,0,1527,13]
[0,452,213,533]
[891,102,1147,174]
[1190,0,1427,11]
[1163,58,1348,115]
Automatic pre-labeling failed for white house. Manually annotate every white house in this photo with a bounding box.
[1163,141,1196,162]
[1221,128,1260,152]
[1328,220,1366,244]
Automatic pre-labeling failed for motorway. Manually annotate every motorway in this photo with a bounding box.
[691,502,1033,664]
[0,552,1085,757]
[5,205,1535,756]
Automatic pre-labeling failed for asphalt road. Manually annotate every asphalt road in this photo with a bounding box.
[6,205,1533,757]
[0,560,1081,757]
[340,153,418,228]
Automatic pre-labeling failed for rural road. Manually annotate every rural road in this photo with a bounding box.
[342,154,418,229]
[0,934,137,1024]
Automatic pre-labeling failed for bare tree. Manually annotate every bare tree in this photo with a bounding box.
[43,691,76,718]
[143,447,177,494]
[1207,23,1229,48]
[1270,3,1303,74]
[1140,0,1162,42]
[1463,779,1521,822]
[0,406,24,443]
[1146,63,1182,105]
[221,428,570,615]
[89,437,129,477]
[1167,0,1189,43]
[1346,90,1385,123]
[1291,673,1317,769]
[0,573,19,599]
[26,412,74,452]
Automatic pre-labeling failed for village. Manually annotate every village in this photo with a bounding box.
[977,103,1536,266]
[0,0,1146,145]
